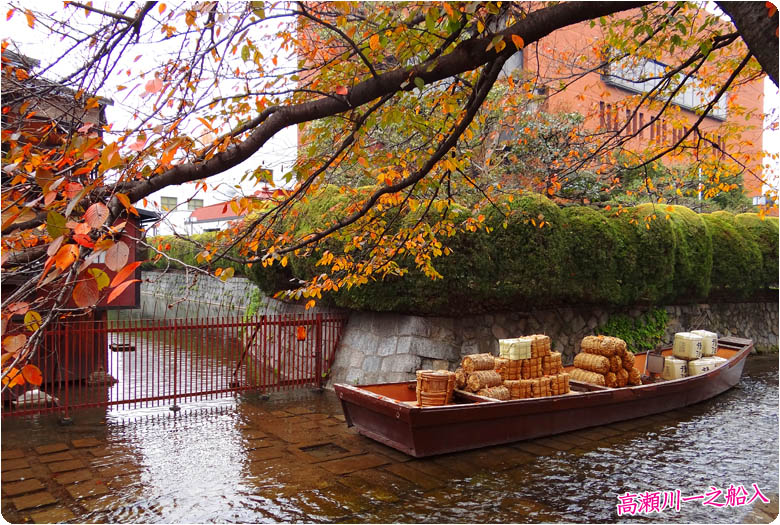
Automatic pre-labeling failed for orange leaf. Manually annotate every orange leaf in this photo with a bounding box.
[24,8,34,28]
[73,234,95,249]
[104,241,130,272]
[2,367,25,388]
[110,261,143,288]
[54,244,79,272]
[128,138,146,152]
[84,202,109,229]
[115,192,132,209]
[768,2,777,17]
[21,364,43,386]
[511,34,524,50]
[72,275,99,308]
[107,279,140,304]
[335,85,348,96]
[296,326,307,341]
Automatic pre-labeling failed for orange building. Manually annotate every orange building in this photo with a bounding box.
[509,12,765,201]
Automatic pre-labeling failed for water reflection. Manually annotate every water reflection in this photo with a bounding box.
[1,356,777,523]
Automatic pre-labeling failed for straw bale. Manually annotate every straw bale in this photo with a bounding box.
[609,355,623,373]
[466,370,502,392]
[455,367,467,390]
[580,335,627,357]
[628,366,642,386]
[605,372,617,388]
[528,334,552,358]
[622,351,636,370]
[494,357,510,380]
[477,385,510,400]
[570,368,606,386]
[462,353,495,373]
[616,368,629,387]
[542,352,563,376]
[573,353,610,374]
[505,360,522,380]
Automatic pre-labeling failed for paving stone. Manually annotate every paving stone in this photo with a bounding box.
[52,469,93,485]
[96,464,138,479]
[29,506,76,523]
[48,459,86,473]
[337,472,400,503]
[267,427,308,444]
[553,431,596,445]
[578,427,615,441]
[404,458,462,481]
[430,456,482,478]
[246,439,276,450]
[38,451,75,463]
[512,441,557,456]
[383,463,444,491]
[66,480,109,500]
[34,443,69,455]
[12,491,57,511]
[86,447,112,457]
[248,448,285,462]
[285,406,314,415]
[71,438,103,449]
[243,430,267,440]
[2,458,30,471]
[607,419,644,432]
[536,436,577,451]
[1,449,25,460]
[473,446,533,470]
[320,454,390,475]
[592,426,622,438]
[2,478,45,497]
[269,410,294,418]
[2,468,36,482]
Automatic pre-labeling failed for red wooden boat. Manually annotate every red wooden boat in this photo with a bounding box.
[334,336,753,457]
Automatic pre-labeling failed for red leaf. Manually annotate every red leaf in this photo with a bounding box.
[84,202,109,229]
[21,364,43,386]
[2,334,27,354]
[107,279,140,304]
[334,85,348,96]
[145,78,163,94]
[73,234,95,249]
[6,302,30,316]
[110,261,142,288]
[128,138,146,152]
[72,275,99,308]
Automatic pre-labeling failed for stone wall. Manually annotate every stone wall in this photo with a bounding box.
[128,270,259,319]
[328,301,778,386]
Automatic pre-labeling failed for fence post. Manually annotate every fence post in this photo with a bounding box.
[315,314,323,389]
[170,317,180,412]
[59,321,73,425]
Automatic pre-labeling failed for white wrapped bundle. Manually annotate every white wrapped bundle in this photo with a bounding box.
[691,330,718,356]
[663,356,689,380]
[499,338,532,360]
[706,356,727,368]
[672,332,703,361]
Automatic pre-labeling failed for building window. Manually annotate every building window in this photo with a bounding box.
[603,57,727,120]
[188,199,204,210]
[161,196,177,211]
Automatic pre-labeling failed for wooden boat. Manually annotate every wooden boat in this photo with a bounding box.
[334,336,753,457]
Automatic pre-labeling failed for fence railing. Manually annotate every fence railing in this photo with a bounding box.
[1,313,348,418]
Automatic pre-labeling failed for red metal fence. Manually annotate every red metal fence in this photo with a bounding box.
[1,313,348,418]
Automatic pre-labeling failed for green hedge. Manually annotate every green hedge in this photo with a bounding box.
[161,189,775,315]
[142,232,248,276]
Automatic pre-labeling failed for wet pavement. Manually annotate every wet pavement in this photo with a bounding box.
[1,355,778,523]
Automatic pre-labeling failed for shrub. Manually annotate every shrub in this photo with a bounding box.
[701,211,763,298]
[143,232,248,276]
[734,213,779,289]
[666,205,712,301]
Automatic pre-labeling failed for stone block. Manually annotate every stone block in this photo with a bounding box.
[362,356,382,373]
[348,352,365,369]
[1,449,25,460]
[71,438,102,449]
[52,469,93,485]
[2,468,35,482]
[396,316,430,338]
[345,368,363,385]
[409,337,458,362]
[12,491,57,511]
[320,454,390,475]
[2,458,29,471]
[34,443,69,455]
[39,452,74,464]
[30,507,76,523]
[65,481,109,500]
[380,354,419,373]
[3,478,44,496]
[48,459,86,473]
[375,337,397,357]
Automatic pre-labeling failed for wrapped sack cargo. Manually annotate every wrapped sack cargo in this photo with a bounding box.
[498,337,532,360]
[673,332,703,361]
[663,356,689,380]
[691,330,718,357]
[707,356,727,368]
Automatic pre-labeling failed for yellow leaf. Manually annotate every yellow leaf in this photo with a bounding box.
[24,311,41,332]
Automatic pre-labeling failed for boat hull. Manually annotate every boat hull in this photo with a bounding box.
[334,336,752,457]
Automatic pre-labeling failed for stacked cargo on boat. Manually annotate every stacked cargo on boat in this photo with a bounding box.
[570,335,642,388]
[664,330,726,379]
[455,334,570,400]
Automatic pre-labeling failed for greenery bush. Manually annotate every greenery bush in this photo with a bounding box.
[142,232,248,277]
[701,211,763,299]
[149,188,775,315]
[596,308,669,353]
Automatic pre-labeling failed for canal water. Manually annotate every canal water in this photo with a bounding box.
[1,355,777,523]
